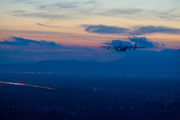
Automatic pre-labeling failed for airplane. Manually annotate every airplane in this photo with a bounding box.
[102,41,145,52]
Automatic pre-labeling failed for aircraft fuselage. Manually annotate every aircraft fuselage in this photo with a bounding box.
[115,46,128,52]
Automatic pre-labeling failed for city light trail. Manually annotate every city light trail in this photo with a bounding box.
[0,81,55,90]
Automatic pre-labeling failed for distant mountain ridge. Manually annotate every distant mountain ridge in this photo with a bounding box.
[0,49,180,75]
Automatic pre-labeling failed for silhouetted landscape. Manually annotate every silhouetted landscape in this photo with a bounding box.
[0,60,180,120]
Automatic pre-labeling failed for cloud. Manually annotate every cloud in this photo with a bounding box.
[0,37,57,46]
[132,26,180,35]
[11,1,98,20]
[99,8,143,16]
[39,2,78,10]
[154,7,180,21]
[12,11,67,20]
[0,37,121,63]
[99,7,180,21]
[83,25,180,35]
[10,1,180,21]
[36,23,60,28]
[103,37,164,48]
[85,0,96,4]
[10,0,40,5]
[82,25,129,34]
[37,1,98,13]
[129,37,165,48]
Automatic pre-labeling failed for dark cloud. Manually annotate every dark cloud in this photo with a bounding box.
[132,26,180,35]
[83,25,180,35]
[103,37,164,48]
[0,37,121,63]
[82,25,129,34]
[0,37,57,46]
[129,37,165,48]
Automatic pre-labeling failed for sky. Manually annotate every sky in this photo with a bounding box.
[0,0,180,63]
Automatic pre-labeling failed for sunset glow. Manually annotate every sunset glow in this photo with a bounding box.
[0,0,180,62]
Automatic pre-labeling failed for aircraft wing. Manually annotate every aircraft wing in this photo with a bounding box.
[136,47,145,48]
[124,46,145,48]
[125,46,134,48]
[124,46,145,50]
[101,46,115,49]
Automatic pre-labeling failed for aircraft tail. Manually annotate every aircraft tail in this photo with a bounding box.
[119,41,121,47]
[134,42,137,50]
